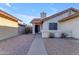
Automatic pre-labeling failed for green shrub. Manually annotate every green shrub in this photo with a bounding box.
[60,33,68,38]
[25,26,32,34]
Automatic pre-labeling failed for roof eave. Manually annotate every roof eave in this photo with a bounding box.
[42,8,79,22]
[0,10,21,22]
[59,14,79,22]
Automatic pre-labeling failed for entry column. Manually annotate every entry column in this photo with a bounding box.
[32,24,35,34]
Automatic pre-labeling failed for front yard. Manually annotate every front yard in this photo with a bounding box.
[0,34,79,55]
[43,38,79,55]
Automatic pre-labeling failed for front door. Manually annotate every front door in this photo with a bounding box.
[35,25,40,33]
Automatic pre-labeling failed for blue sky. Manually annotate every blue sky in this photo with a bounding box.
[0,3,79,25]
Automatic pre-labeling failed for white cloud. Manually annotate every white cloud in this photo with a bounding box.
[5,3,11,7]
[0,7,37,25]
[0,7,5,10]
[50,8,58,13]
[14,14,38,25]
[46,8,58,16]
[0,7,8,12]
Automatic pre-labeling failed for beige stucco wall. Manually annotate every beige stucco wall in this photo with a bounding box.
[0,16,18,27]
[0,15,19,40]
[60,16,79,39]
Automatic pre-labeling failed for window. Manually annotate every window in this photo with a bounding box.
[49,23,57,30]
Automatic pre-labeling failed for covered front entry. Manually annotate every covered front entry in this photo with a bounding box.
[31,19,43,34]
[35,25,40,33]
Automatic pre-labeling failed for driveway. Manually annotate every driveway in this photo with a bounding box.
[43,38,79,55]
[0,34,34,55]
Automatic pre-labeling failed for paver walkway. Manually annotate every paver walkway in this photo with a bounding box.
[27,34,47,55]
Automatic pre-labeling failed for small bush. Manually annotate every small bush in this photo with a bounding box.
[49,33,55,38]
[25,26,32,34]
[60,33,68,38]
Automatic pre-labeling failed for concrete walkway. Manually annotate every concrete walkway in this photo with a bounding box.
[27,34,47,55]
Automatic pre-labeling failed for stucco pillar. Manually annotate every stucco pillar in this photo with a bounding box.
[32,24,35,34]
[40,25,42,33]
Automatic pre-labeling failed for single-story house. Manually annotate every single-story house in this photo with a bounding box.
[0,10,23,40]
[31,8,79,39]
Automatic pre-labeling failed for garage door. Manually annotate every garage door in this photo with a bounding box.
[0,26,18,40]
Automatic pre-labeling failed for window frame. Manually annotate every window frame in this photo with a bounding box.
[49,23,58,30]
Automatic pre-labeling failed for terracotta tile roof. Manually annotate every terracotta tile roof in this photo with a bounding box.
[31,18,42,23]
[59,12,79,22]
[42,8,79,21]
[31,18,43,24]
[0,9,21,22]
[32,18,41,21]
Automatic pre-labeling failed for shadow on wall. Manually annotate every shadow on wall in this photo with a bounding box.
[0,26,19,40]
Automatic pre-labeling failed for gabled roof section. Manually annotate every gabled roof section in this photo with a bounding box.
[59,12,79,22]
[31,18,42,23]
[0,9,21,22]
[31,18,43,24]
[42,8,79,21]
